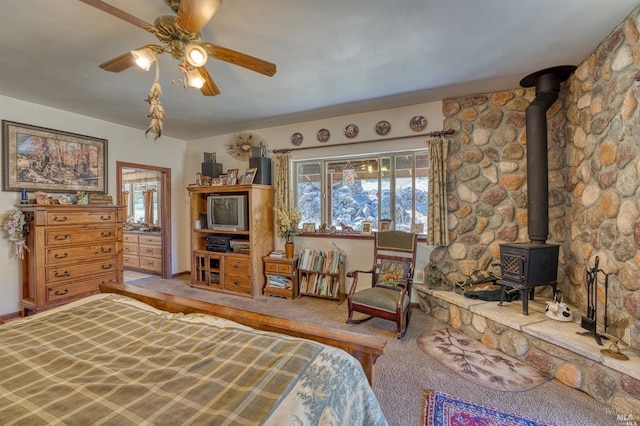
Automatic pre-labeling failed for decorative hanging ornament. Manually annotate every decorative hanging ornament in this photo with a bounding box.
[226,132,266,161]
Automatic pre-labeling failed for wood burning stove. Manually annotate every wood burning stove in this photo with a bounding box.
[498,243,558,314]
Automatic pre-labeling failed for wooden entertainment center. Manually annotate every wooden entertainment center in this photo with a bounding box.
[188,184,273,297]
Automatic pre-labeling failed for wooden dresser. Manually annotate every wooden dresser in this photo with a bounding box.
[19,205,124,315]
[123,232,162,274]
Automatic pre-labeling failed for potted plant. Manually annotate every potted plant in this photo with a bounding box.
[275,206,302,258]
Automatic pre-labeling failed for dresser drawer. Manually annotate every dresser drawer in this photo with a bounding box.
[139,235,161,245]
[45,227,118,246]
[123,254,140,268]
[46,243,117,265]
[140,257,162,272]
[224,256,250,274]
[45,210,117,226]
[46,259,117,283]
[139,244,162,258]
[224,273,251,293]
[124,234,139,243]
[265,262,293,275]
[46,273,117,303]
[123,243,138,255]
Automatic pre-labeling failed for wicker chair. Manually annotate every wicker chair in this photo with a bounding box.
[346,231,417,338]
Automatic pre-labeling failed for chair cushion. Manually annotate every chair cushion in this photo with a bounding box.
[351,287,409,314]
[377,260,411,289]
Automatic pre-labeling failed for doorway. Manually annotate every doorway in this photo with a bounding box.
[116,161,172,279]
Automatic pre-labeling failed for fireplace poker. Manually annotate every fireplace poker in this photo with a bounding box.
[578,256,605,345]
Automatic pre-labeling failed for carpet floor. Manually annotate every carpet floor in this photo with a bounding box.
[125,275,617,426]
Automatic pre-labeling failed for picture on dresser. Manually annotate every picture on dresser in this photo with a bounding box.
[2,120,107,193]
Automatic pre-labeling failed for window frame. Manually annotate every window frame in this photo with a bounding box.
[293,148,428,234]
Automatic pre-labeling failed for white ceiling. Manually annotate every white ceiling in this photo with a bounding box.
[1,0,638,141]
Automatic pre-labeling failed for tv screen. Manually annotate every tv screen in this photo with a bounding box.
[207,194,248,231]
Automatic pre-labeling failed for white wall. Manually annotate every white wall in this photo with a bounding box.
[186,101,444,295]
[0,96,189,316]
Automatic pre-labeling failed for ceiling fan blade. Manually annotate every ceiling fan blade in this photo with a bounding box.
[176,0,222,34]
[197,67,221,96]
[78,0,154,31]
[99,51,135,72]
[203,44,276,77]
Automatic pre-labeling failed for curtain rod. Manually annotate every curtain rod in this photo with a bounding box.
[272,129,455,154]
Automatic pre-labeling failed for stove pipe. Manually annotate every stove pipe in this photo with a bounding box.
[520,66,575,244]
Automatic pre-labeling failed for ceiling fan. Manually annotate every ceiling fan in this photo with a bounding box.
[78,0,277,96]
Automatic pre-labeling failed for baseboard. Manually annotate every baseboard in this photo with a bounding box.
[0,311,21,322]
[172,270,190,278]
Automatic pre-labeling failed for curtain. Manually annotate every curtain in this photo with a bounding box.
[426,138,448,246]
[275,153,292,211]
[143,189,156,224]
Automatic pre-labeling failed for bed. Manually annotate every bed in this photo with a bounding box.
[0,289,387,425]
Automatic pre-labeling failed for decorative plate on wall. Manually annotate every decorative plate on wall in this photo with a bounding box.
[375,120,391,136]
[291,132,303,146]
[409,115,427,132]
[344,124,359,138]
[317,128,330,142]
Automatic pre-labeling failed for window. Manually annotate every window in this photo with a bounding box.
[294,150,428,232]
[121,169,161,226]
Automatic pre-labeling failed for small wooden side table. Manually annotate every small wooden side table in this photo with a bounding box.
[263,255,299,300]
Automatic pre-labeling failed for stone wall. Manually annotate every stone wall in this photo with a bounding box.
[432,6,640,349]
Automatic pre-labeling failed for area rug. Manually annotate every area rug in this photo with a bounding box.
[417,328,551,391]
[423,389,552,426]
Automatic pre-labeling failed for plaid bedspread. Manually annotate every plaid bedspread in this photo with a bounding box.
[0,294,386,426]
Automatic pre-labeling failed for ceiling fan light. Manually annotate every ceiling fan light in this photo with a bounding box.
[187,68,205,89]
[185,44,208,67]
[131,47,156,71]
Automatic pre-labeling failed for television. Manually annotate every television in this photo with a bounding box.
[206,194,249,231]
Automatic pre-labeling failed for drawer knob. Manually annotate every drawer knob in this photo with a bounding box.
[54,271,70,278]
[101,264,113,270]
[233,263,240,268]
[52,216,68,222]
[100,215,112,220]
[54,235,70,241]
[233,280,240,286]
[54,252,68,259]
[100,247,112,253]
[101,231,112,237]
[54,289,69,296]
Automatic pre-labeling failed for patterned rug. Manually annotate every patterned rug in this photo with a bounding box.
[423,389,551,426]
[417,328,551,391]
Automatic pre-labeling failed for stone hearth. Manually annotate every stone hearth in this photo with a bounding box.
[415,285,640,416]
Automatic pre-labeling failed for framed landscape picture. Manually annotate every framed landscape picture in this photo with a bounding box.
[2,120,107,193]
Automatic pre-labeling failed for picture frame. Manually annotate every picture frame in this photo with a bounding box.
[303,223,316,233]
[242,167,257,185]
[226,169,238,185]
[361,221,373,235]
[2,120,107,193]
[411,223,425,234]
[217,175,227,185]
[379,219,393,232]
[33,191,50,205]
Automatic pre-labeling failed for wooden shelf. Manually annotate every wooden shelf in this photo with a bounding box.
[263,255,299,300]
[188,185,273,298]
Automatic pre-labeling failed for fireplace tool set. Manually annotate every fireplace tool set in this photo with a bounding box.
[578,256,611,346]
